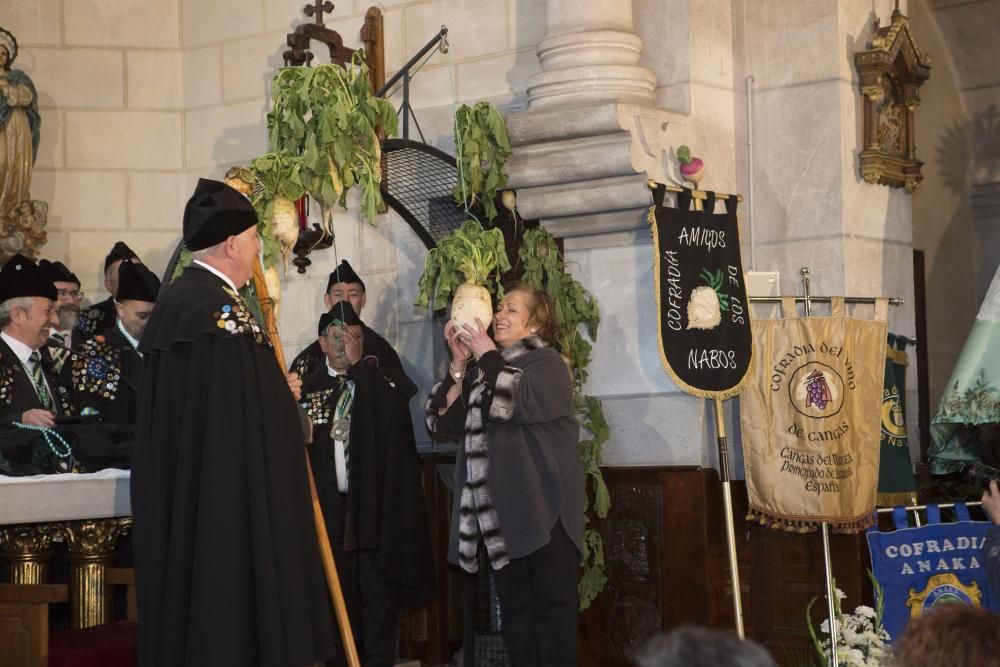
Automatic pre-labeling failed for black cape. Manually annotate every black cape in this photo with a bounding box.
[290,324,410,393]
[131,265,337,666]
[77,296,116,338]
[301,357,434,610]
[72,327,142,428]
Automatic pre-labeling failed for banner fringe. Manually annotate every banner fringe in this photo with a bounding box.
[746,506,876,535]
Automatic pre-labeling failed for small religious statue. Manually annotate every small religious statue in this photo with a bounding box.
[854,7,930,192]
[0,26,47,261]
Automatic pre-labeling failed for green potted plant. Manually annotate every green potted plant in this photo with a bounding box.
[415,220,511,329]
[453,101,512,221]
[267,53,397,233]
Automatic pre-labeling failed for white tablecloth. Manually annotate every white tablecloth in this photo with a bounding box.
[0,469,131,525]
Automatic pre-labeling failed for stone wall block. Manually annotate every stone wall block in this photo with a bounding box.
[21,49,125,109]
[183,46,223,109]
[566,244,683,397]
[743,0,840,90]
[599,394,705,467]
[127,50,184,109]
[66,111,183,170]
[456,51,541,103]
[34,109,64,170]
[361,217,397,274]
[30,171,128,231]
[128,172,190,231]
[222,33,287,102]
[184,101,268,170]
[66,0,180,48]
[6,0,62,47]
[748,81,845,245]
[405,0,508,62]
[182,0,265,48]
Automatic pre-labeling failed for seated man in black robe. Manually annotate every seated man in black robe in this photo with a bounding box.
[132,178,337,666]
[0,254,72,428]
[290,260,407,387]
[301,302,434,667]
[73,261,159,428]
[77,241,140,338]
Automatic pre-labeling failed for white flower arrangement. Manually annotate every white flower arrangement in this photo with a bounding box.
[806,574,891,667]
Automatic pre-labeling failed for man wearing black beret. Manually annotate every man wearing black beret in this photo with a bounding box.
[299,301,434,665]
[38,259,84,373]
[290,259,415,399]
[130,178,337,665]
[77,241,141,337]
[72,261,160,428]
[0,254,73,427]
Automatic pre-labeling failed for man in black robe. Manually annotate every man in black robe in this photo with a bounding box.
[300,302,434,666]
[73,261,159,428]
[38,260,85,371]
[290,260,406,387]
[0,254,72,428]
[77,241,140,337]
[131,178,337,666]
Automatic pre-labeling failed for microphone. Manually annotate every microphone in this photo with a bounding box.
[47,340,139,396]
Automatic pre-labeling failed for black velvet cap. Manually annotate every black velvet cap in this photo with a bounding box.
[183,178,258,252]
[318,301,362,335]
[0,254,58,303]
[327,260,365,292]
[116,261,160,303]
[103,242,139,271]
[38,259,80,287]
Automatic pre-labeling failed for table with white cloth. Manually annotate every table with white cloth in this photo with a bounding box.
[0,469,132,628]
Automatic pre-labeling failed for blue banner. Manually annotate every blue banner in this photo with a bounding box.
[867,504,999,641]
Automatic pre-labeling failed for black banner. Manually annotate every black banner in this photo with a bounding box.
[649,185,753,398]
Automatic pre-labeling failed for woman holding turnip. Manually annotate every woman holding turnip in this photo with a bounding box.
[426,281,584,667]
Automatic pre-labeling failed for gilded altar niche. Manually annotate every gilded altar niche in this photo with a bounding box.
[854,7,931,193]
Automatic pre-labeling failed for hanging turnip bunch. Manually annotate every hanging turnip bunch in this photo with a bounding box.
[267,53,397,234]
[415,220,511,330]
[247,154,305,273]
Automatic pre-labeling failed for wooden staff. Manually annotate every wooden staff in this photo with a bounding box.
[251,257,361,667]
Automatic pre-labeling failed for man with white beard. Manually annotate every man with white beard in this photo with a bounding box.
[38,259,84,375]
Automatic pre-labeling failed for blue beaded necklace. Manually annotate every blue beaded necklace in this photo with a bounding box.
[13,422,73,460]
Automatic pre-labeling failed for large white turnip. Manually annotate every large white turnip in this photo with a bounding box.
[450,282,493,332]
[271,195,299,273]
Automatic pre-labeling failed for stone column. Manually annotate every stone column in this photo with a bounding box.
[527,0,656,109]
[507,0,677,238]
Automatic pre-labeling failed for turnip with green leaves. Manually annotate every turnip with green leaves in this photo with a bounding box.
[677,145,705,184]
[415,220,511,330]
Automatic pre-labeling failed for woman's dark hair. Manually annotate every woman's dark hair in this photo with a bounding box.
[502,281,561,345]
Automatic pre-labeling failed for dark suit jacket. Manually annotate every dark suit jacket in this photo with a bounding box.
[0,336,73,425]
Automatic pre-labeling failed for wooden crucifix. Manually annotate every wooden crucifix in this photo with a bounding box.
[302,1,335,26]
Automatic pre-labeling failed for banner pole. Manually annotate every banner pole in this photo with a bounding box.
[713,397,745,639]
[821,522,840,667]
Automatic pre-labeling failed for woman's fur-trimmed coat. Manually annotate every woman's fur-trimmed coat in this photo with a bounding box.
[426,336,585,570]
